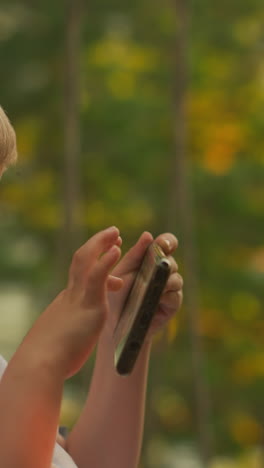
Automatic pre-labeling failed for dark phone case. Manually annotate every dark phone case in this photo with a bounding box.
[114,243,171,375]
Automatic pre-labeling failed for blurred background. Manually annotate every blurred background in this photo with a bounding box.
[1,0,264,466]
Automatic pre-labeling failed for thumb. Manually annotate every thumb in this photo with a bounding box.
[113,231,153,276]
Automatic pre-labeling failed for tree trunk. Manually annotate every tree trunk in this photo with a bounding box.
[169,0,213,464]
[60,0,83,281]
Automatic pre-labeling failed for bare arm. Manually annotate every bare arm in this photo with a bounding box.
[0,227,122,468]
[66,232,183,468]
[0,348,64,468]
[66,328,152,468]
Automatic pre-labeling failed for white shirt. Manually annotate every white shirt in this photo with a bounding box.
[0,355,78,468]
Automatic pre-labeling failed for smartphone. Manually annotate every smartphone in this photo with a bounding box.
[113,242,171,375]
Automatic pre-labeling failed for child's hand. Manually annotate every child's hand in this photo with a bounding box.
[21,227,123,379]
[106,232,183,339]
[146,233,183,336]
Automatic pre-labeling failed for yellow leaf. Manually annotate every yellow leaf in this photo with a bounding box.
[249,247,264,274]
[153,388,191,430]
[230,292,261,322]
[107,70,136,99]
[228,411,263,445]
[199,308,230,338]
[167,315,180,343]
[88,38,158,73]
[232,352,264,383]
[15,116,41,161]
[203,122,244,175]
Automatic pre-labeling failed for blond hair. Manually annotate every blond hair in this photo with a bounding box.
[0,106,17,173]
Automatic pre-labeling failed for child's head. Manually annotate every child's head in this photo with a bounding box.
[0,106,17,176]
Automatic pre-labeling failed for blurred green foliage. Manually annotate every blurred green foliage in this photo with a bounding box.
[1,0,264,466]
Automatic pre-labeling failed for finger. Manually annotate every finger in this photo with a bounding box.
[159,289,183,314]
[68,226,120,288]
[113,231,153,276]
[164,272,183,293]
[85,245,122,304]
[167,255,179,274]
[115,236,122,248]
[107,275,124,291]
[155,233,178,255]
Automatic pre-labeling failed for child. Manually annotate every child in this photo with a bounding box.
[0,106,183,468]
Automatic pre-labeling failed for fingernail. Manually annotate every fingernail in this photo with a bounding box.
[107,226,119,233]
[117,236,122,246]
[109,275,122,281]
[165,239,171,249]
